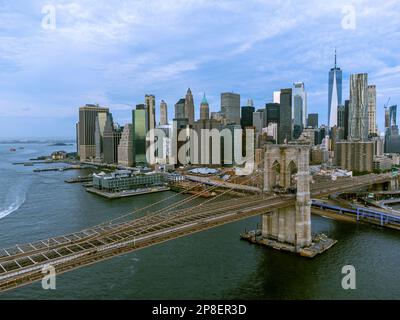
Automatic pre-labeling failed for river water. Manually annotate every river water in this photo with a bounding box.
[0,143,399,299]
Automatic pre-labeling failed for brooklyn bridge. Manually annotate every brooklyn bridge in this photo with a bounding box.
[0,145,397,292]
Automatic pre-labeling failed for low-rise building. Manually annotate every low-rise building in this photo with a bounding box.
[373,156,392,171]
[93,171,165,192]
[386,153,400,166]
[51,151,68,160]
[92,170,183,193]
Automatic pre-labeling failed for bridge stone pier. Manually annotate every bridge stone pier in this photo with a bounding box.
[262,145,312,249]
[368,178,399,192]
[390,179,399,190]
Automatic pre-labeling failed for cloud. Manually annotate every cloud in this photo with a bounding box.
[0,0,399,137]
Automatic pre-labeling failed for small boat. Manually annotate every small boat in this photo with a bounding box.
[9,148,16,152]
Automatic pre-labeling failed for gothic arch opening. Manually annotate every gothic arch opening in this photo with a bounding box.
[271,160,281,188]
[287,160,298,188]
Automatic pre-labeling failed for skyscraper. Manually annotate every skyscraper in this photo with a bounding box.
[266,123,278,142]
[256,108,268,128]
[337,104,349,141]
[132,105,148,165]
[221,92,240,125]
[367,85,377,135]
[210,111,223,121]
[344,100,350,139]
[278,88,292,144]
[385,105,400,153]
[118,124,134,167]
[241,106,255,127]
[348,73,368,141]
[76,122,80,155]
[293,82,307,139]
[389,105,397,126]
[294,82,307,126]
[103,120,122,164]
[94,111,109,161]
[200,93,210,120]
[184,88,195,124]
[328,50,342,128]
[385,107,390,128]
[243,98,256,128]
[192,118,222,165]
[335,141,373,173]
[174,98,186,119]
[160,100,168,125]
[307,113,318,129]
[253,111,264,134]
[273,91,281,104]
[145,94,156,131]
[78,104,109,161]
[265,103,280,125]
[94,115,101,161]
[99,113,114,163]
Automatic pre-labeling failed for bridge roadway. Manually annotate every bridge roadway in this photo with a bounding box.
[0,173,393,292]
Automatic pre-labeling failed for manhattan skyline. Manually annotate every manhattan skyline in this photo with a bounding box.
[0,0,399,138]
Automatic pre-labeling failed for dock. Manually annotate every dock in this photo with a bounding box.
[33,165,82,172]
[86,186,170,199]
[12,161,52,165]
[65,175,93,183]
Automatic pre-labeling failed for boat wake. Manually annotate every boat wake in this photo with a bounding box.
[0,193,26,220]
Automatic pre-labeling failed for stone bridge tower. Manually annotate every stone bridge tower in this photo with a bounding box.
[262,145,311,249]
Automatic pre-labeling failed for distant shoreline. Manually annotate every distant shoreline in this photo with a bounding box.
[0,140,75,144]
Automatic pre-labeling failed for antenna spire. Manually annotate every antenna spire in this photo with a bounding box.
[334,48,337,68]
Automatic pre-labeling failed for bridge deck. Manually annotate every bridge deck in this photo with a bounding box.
[0,194,292,289]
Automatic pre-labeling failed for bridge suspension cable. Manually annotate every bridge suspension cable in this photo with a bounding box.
[5,170,261,262]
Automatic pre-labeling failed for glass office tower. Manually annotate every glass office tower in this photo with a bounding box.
[221,92,241,125]
[390,105,397,126]
[328,50,342,128]
[278,88,292,144]
[293,82,306,139]
[132,105,148,165]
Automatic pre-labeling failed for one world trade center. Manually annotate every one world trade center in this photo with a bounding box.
[328,50,342,128]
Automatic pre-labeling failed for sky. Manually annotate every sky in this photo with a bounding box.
[0,0,399,139]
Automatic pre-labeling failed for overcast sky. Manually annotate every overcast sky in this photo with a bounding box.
[0,0,399,139]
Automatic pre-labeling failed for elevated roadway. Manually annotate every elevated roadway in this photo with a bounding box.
[0,173,394,292]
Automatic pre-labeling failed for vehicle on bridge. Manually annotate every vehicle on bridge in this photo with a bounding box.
[273,186,297,194]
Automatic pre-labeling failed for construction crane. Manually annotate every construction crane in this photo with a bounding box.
[384,97,391,108]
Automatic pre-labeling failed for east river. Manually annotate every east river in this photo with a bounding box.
[0,143,399,299]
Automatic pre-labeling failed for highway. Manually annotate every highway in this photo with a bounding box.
[0,173,394,292]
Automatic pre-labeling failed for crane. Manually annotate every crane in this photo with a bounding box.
[384,97,391,109]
